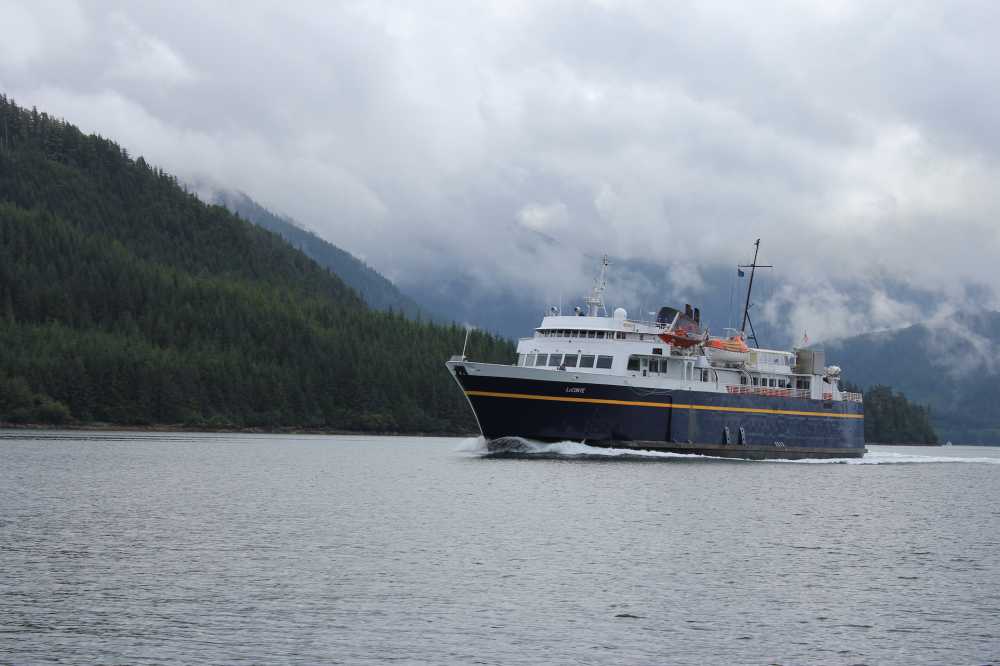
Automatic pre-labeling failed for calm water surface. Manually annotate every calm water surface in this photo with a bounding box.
[2,431,999,665]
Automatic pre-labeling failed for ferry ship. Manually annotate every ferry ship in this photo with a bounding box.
[446,243,865,460]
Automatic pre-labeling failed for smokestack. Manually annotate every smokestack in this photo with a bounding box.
[694,307,700,323]
[685,304,693,318]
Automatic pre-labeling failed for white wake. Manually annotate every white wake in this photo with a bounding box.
[457,436,726,460]
[785,450,1000,465]
[456,437,1000,464]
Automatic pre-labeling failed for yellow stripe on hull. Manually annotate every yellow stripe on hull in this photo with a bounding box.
[464,390,864,420]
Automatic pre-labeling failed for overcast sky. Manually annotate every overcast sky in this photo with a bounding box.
[3,0,1000,339]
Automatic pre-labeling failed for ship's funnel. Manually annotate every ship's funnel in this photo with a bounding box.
[657,306,679,324]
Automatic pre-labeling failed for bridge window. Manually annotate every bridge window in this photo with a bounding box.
[535,354,548,367]
[563,354,578,368]
[548,354,562,367]
[580,354,595,368]
[627,356,640,371]
[596,355,613,369]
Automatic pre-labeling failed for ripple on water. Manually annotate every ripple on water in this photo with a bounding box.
[1,432,999,664]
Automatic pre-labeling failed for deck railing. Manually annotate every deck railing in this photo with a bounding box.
[726,385,864,403]
[726,385,811,399]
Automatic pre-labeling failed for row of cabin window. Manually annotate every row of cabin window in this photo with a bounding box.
[538,330,628,340]
[739,375,806,389]
[522,353,614,369]
[626,356,668,373]
[627,356,717,382]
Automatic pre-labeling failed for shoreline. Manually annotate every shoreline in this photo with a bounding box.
[2,423,963,446]
[0,422,476,438]
[866,441,941,447]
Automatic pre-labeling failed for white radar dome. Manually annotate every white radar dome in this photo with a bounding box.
[613,307,627,320]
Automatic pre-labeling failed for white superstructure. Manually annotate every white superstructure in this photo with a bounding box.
[501,258,860,404]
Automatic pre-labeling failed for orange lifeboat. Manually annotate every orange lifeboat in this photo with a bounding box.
[705,334,749,354]
[656,305,705,347]
[704,334,750,362]
[658,327,704,348]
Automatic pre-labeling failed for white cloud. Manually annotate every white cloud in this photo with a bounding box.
[106,13,199,87]
[3,0,1000,337]
[0,0,89,69]
[517,202,569,232]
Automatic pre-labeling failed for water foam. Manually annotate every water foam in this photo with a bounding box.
[457,436,724,460]
[456,437,1000,464]
[784,451,1000,465]
[454,436,489,453]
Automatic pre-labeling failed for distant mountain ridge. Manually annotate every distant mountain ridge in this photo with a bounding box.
[213,190,425,319]
[828,310,1000,444]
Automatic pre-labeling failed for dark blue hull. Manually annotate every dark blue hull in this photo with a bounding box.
[454,369,865,459]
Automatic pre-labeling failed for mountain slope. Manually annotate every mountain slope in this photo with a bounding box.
[0,95,512,431]
[828,311,1000,444]
[213,190,424,318]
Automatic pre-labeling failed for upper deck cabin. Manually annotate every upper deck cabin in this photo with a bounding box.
[528,313,662,340]
[502,253,859,403]
[513,312,859,403]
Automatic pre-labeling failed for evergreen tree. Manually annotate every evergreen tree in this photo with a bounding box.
[0,95,513,432]
[842,381,938,445]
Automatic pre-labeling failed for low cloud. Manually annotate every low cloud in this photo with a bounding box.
[3,0,999,338]
[517,201,569,233]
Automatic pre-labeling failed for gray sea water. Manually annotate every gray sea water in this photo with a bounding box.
[1,430,998,665]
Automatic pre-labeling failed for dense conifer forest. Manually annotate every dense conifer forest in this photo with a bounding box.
[0,96,512,431]
[840,381,938,445]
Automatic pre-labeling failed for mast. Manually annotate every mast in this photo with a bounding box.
[738,239,772,347]
[583,255,609,317]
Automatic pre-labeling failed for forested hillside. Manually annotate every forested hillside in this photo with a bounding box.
[213,190,425,319]
[831,312,1000,444]
[839,382,938,445]
[0,96,513,431]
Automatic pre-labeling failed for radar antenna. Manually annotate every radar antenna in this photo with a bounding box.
[739,239,772,348]
[583,255,610,317]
